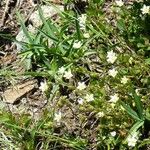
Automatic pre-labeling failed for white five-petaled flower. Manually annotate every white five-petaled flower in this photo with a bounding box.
[141,5,150,14]
[85,94,94,102]
[83,33,90,38]
[78,98,84,105]
[110,131,117,137]
[58,66,66,74]
[121,76,129,84]
[77,82,86,90]
[109,94,119,103]
[54,111,62,123]
[39,81,48,92]
[107,50,117,64]
[127,132,139,147]
[73,41,82,49]
[108,68,118,77]
[78,14,87,30]
[97,112,105,118]
[63,70,73,79]
[115,0,124,7]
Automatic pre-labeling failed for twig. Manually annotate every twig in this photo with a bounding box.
[1,0,10,27]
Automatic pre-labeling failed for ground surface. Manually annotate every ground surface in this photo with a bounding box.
[1,0,150,150]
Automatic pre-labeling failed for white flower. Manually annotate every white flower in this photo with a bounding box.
[135,89,140,96]
[97,112,105,118]
[39,81,48,92]
[54,111,62,122]
[77,82,86,90]
[109,94,119,103]
[115,0,124,7]
[108,68,118,77]
[73,41,82,49]
[78,14,87,30]
[127,132,139,147]
[107,50,117,64]
[141,5,150,14]
[83,33,90,38]
[121,76,128,84]
[85,94,94,102]
[110,131,116,137]
[78,98,84,105]
[63,70,73,79]
[58,66,66,74]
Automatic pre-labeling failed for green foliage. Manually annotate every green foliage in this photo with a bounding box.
[1,0,150,149]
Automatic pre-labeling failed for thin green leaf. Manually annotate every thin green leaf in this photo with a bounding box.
[0,116,10,123]
[24,71,49,77]
[0,33,15,41]
[121,101,141,121]
[37,28,58,42]
[75,13,81,40]
[132,89,144,120]
[129,121,144,135]
[145,58,150,64]
[16,12,33,43]
[138,139,150,148]
[38,7,57,40]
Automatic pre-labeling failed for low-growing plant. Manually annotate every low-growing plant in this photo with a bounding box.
[0,0,150,149]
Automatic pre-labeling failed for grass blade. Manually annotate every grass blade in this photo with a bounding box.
[129,121,144,134]
[75,13,81,41]
[132,89,144,120]
[38,7,57,40]
[121,101,141,121]
[16,12,33,43]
